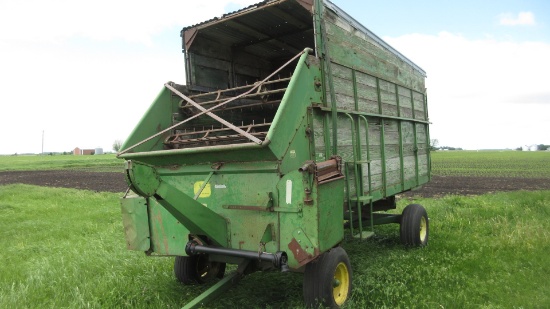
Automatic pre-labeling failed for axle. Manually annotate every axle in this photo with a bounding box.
[185,241,289,272]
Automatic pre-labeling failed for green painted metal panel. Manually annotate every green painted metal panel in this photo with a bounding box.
[119,142,278,166]
[157,161,279,176]
[267,53,317,152]
[148,198,189,256]
[120,87,178,154]
[278,171,313,268]
[317,177,345,252]
[120,196,150,251]
[158,161,282,253]
[125,160,161,197]
[279,114,313,174]
[155,180,229,247]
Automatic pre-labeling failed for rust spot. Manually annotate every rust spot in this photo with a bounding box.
[288,238,310,263]
[288,239,322,267]
[153,212,170,253]
[168,165,181,171]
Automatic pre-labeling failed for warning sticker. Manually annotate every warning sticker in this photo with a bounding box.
[194,181,211,198]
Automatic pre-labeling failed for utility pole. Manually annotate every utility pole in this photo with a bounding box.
[42,130,44,155]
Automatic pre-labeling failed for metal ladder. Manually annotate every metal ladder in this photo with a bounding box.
[343,113,375,240]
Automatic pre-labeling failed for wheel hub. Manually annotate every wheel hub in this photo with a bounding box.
[333,262,350,305]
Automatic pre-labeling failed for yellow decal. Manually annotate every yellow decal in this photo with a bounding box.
[194,181,211,198]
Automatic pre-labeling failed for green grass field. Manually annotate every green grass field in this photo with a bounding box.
[0,154,123,172]
[432,150,550,178]
[3,150,550,178]
[1,151,550,308]
[0,185,548,308]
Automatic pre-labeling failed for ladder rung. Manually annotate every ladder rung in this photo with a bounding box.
[354,231,375,239]
[353,160,371,164]
[349,195,373,202]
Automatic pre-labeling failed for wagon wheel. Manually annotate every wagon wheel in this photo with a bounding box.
[303,246,352,308]
[400,203,429,247]
[174,254,226,285]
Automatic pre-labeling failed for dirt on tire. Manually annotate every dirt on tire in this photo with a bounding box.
[1,170,550,197]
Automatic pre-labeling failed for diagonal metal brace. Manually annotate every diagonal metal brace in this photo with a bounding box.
[165,83,263,145]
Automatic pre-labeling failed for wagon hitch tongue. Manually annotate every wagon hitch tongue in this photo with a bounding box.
[182,241,289,309]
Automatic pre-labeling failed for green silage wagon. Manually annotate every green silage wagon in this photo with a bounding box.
[118,0,431,307]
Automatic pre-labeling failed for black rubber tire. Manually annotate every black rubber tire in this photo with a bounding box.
[400,204,429,247]
[303,246,352,308]
[174,255,226,285]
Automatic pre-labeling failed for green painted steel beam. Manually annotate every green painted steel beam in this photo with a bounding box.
[314,0,331,161]
[363,213,401,226]
[155,181,228,247]
[395,84,405,191]
[376,77,382,114]
[410,89,416,120]
[352,69,359,111]
[316,0,338,155]
[314,106,430,124]
[118,142,266,159]
[349,196,372,202]
[157,161,279,176]
[323,112,331,160]
[425,93,432,181]
[380,118,387,196]
[357,115,375,232]
[411,89,420,186]
[413,123,419,186]
[344,163,354,237]
[357,116,372,194]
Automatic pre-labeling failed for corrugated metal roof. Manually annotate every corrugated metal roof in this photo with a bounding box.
[182,0,314,60]
[181,0,425,76]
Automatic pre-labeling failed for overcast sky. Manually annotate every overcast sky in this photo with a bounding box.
[0,0,548,154]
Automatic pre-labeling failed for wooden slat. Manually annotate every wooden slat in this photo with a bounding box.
[323,17,425,92]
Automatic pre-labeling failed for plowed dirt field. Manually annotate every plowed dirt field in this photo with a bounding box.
[2,170,550,198]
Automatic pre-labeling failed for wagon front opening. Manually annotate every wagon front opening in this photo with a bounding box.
[167,0,315,149]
